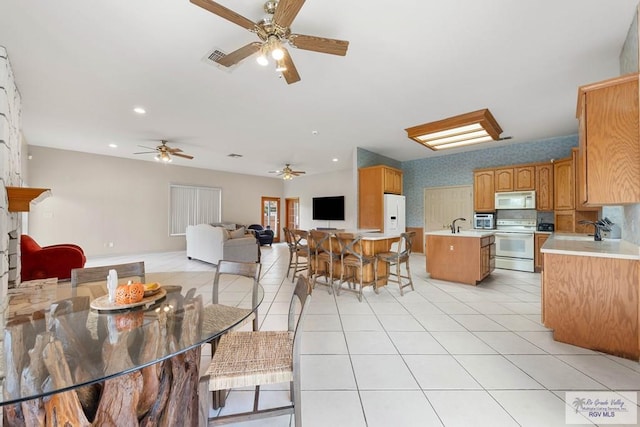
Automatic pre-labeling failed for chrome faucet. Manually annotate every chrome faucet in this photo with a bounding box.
[450,217,466,234]
[578,220,609,241]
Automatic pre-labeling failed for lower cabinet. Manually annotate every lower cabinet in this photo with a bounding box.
[542,252,640,360]
[534,233,550,272]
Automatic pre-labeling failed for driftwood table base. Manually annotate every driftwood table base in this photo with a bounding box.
[3,346,202,427]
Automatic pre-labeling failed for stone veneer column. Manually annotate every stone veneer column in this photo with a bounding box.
[1,45,24,424]
[1,45,24,297]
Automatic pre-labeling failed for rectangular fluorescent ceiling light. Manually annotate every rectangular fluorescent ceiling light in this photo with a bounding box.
[405,109,503,151]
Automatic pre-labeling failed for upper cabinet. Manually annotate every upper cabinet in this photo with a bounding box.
[358,165,403,231]
[535,164,554,211]
[474,170,495,212]
[494,166,535,192]
[577,73,640,205]
[383,167,403,195]
[494,168,514,192]
[514,166,535,191]
[553,158,574,211]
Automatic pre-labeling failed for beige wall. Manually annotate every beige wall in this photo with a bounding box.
[283,168,358,230]
[27,146,284,256]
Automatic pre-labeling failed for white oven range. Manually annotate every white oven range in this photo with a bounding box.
[494,219,536,272]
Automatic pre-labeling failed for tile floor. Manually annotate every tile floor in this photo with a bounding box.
[87,244,640,427]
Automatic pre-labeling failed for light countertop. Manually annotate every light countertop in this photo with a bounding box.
[541,233,640,260]
[315,229,401,241]
[360,232,402,241]
[425,229,495,238]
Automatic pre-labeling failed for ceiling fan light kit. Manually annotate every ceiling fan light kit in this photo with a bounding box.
[155,152,173,163]
[405,109,503,151]
[134,140,194,162]
[190,0,349,84]
[269,163,306,179]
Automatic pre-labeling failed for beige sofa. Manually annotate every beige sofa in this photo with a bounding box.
[186,224,259,265]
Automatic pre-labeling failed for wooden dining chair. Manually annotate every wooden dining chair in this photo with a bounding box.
[205,275,311,426]
[207,260,260,333]
[289,229,310,282]
[308,229,339,294]
[70,261,146,287]
[335,232,378,302]
[376,231,415,295]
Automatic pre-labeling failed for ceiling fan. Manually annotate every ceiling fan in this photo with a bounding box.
[190,0,349,84]
[269,164,306,179]
[134,140,194,163]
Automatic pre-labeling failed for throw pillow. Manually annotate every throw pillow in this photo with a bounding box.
[229,227,246,239]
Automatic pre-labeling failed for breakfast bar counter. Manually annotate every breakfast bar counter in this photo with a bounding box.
[310,230,402,288]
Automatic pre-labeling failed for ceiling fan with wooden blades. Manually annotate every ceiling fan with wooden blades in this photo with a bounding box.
[134,140,194,163]
[190,0,349,84]
[269,164,306,179]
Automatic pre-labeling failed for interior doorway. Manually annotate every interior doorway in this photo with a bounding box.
[285,198,300,231]
[423,185,474,232]
[261,197,281,242]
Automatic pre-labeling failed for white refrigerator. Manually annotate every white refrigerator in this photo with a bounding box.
[383,194,406,233]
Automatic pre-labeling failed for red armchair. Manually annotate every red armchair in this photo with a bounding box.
[20,235,86,282]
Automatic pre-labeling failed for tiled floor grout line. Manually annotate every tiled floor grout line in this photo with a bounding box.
[87,245,640,426]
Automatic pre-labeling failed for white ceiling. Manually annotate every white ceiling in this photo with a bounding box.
[0,0,637,177]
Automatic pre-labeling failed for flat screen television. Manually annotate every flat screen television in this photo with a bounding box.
[312,196,345,221]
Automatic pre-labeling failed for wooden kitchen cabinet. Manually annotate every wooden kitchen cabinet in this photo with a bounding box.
[572,148,598,211]
[543,251,640,360]
[359,165,403,231]
[577,73,640,205]
[554,207,599,233]
[535,163,554,211]
[383,167,403,195]
[494,168,514,192]
[534,233,549,272]
[554,211,575,233]
[473,170,495,212]
[553,158,574,210]
[425,233,495,285]
[554,154,600,232]
[514,166,535,190]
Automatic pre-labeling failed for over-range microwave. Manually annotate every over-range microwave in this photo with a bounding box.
[495,190,536,210]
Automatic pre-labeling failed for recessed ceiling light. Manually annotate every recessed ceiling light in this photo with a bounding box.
[332,158,338,162]
[108,143,118,148]
[133,107,146,115]
[227,153,243,158]
[311,130,319,135]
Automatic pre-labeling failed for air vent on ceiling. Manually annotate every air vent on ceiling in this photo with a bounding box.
[202,48,237,73]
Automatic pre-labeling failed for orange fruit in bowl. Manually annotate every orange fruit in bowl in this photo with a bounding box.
[115,282,145,305]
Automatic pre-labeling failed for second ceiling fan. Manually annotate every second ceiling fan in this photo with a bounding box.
[190,0,349,84]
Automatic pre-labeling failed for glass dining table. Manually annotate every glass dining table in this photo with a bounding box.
[1,272,263,426]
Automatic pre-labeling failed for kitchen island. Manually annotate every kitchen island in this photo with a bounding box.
[425,230,495,285]
[541,233,640,360]
[310,230,402,289]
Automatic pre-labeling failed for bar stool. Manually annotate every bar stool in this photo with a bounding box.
[289,229,310,282]
[376,231,415,295]
[283,227,296,277]
[308,230,339,294]
[335,232,378,302]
